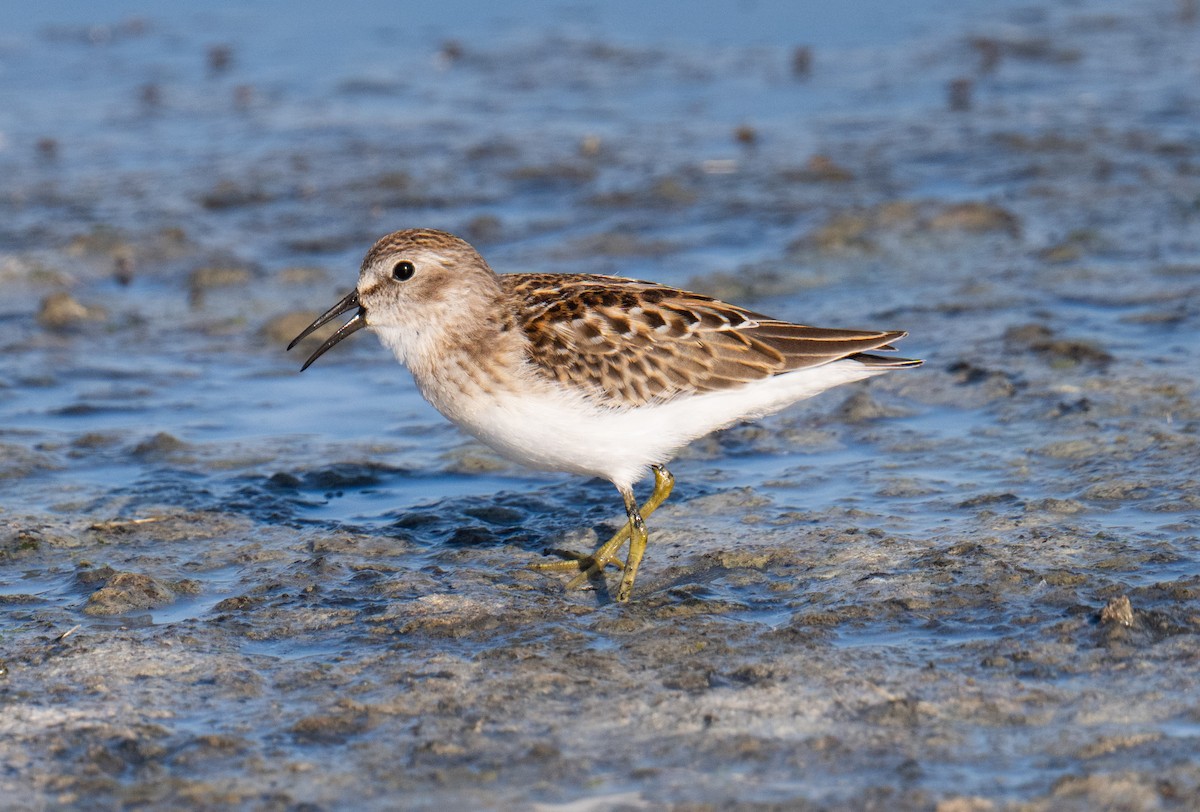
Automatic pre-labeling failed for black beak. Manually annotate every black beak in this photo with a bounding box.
[287,289,367,371]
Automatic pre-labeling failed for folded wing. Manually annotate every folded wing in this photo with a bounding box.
[506,273,919,408]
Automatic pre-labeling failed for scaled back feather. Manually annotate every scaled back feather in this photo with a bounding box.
[505,274,918,408]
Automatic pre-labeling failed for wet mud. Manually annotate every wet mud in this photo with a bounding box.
[2,0,1199,809]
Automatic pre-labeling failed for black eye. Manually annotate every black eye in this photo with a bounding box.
[392,260,415,281]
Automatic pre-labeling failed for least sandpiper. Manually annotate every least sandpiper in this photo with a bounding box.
[289,229,921,601]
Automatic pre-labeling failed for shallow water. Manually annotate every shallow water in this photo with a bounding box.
[3,0,1200,809]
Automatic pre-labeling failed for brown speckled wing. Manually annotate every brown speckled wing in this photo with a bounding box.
[504,273,915,408]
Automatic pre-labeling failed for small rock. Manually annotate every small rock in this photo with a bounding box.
[647,177,697,206]
[131,432,189,459]
[213,595,261,613]
[1077,731,1160,759]
[36,137,59,160]
[937,797,995,812]
[113,251,135,285]
[206,44,233,73]
[0,528,41,561]
[970,37,1003,73]
[462,214,504,243]
[275,266,328,285]
[508,162,596,189]
[837,390,910,422]
[262,311,326,346]
[802,212,873,254]
[566,232,675,258]
[791,46,813,78]
[734,124,758,145]
[139,83,163,107]
[37,292,107,330]
[957,492,1020,508]
[199,180,270,210]
[1100,595,1134,627]
[782,154,854,183]
[588,176,698,208]
[860,697,923,726]
[233,84,254,108]
[189,264,255,307]
[928,202,1020,236]
[65,227,131,258]
[948,78,973,111]
[84,571,178,615]
[1081,480,1151,501]
[1027,498,1087,514]
[189,265,252,292]
[1003,323,1113,368]
[438,39,464,64]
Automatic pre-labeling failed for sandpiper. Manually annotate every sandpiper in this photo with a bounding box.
[289,228,921,601]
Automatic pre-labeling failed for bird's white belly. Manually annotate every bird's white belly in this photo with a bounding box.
[440,359,889,490]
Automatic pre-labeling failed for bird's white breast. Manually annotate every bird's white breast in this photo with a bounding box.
[382,328,891,490]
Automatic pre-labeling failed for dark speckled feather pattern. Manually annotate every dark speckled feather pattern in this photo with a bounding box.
[503,273,919,408]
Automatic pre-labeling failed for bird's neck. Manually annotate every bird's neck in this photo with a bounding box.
[373,289,527,412]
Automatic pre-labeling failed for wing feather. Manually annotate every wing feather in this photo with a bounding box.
[504,273,915,407]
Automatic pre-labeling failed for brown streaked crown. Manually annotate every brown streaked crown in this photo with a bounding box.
[360,228,485,273]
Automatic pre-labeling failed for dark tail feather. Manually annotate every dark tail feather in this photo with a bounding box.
[850,353,923,368]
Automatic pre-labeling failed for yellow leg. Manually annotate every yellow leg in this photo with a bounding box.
[615,509,648,603]
[563,487,641,591]
[532,466,675,601]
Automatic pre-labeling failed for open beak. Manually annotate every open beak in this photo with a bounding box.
[287,289,367,371]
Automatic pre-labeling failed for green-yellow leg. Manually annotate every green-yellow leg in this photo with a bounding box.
[615,503,649,603]
[562,487,641,589]
[607,465,674,601]
[532,466,675,601]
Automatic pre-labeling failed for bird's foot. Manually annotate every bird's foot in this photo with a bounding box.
[532,511,640,594]
[530,549,626,574]
[530,514,634,592]
[531,466,675,602]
